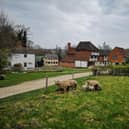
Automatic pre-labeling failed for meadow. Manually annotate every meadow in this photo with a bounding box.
[0,67,88,87]
[0,76,129,129]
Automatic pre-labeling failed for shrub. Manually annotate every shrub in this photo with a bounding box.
[12,63,23,72]
[91,66,113,76]
[0,74,5,80]
[0,49,9,74]
[111,67,129,76]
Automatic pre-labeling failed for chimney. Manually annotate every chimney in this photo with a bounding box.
[68,42,71,51]
[16,41,23,48]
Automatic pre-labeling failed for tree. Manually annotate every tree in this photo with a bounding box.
[98,42,111,50]
[0,49,8,74]
[15,24,30,48]
[27,40,34,48]
[0,11,16,74]
[56,47,62,61]
[56,46,66,61]
[0,11,16,49]
[33,44,41,49]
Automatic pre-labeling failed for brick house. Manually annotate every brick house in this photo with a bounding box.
[108,47,126,65]
[60,41,99,68]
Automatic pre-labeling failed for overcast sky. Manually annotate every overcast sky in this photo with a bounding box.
[0,0,129,49]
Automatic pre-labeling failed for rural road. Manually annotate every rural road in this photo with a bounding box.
[0,72,92,99]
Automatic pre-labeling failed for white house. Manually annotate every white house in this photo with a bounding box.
[9,49,35,70]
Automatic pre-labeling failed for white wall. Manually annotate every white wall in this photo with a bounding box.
[91,52,99,56]
[95,61,109,66]
[44,58,58,66]
[75,60,88,68]
[9,53,35,70]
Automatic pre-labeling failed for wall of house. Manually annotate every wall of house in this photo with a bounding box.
[95,56,109,66]
[9,53,35,70]
[60,62,74,68]
[95,62,109,66]
[75,60,88,67]
[108,48,125,64]
[44,59,58,66]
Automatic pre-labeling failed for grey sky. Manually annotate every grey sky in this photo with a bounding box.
[0,0,129,49]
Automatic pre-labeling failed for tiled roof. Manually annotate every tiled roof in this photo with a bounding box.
[76,41,99,51]
[44,54,58,59]
[114,47,126,56]
[11,48,52,55]
[11,48,35,54]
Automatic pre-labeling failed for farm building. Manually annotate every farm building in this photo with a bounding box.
[60,41,99,68]
[108,47,126,65]
[9,48,35,70]
[44,54,59,66]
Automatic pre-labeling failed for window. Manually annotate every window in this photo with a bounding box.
[24,62,27,67]
[112,55,117,60]
[91,55,97,58]
[24,54,27,58]
[91,55,93,58]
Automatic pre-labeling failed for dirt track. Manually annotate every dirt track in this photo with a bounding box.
[0,72,92,99]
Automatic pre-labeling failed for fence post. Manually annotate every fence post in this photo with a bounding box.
[44,72,48,89]
[45,75,48,89]
[72,73,74,79]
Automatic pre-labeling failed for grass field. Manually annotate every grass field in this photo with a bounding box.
[0,67,88,88]
[0,76,129,129]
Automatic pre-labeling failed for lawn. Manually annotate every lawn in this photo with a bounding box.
[0,76,129,129]
[0,67,89,87]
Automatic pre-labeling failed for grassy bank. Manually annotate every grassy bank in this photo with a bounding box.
[0,76,129,129]
[0,67,89,88]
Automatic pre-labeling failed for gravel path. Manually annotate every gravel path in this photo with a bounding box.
[0,72,92,99]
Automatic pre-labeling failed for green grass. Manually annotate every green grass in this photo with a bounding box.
[0,67,89,88]
[0,76,129,129]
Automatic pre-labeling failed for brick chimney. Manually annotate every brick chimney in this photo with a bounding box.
[68,42,71,51]
[16,41,23,48]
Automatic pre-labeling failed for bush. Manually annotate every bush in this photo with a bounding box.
[111,67,129,76]
[12,63,23,72]
[91,65,129,76]
[91,66,113,76]
[0,49,9,74]
[0,74,5,80]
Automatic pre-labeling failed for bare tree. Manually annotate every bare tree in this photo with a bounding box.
[98,42,112,50]
[27,40,34,48]
[56,45,66,61]
[0,49,9,74]
[0,11,16,49]
[15,24,30,48]
[33,44,41,49]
